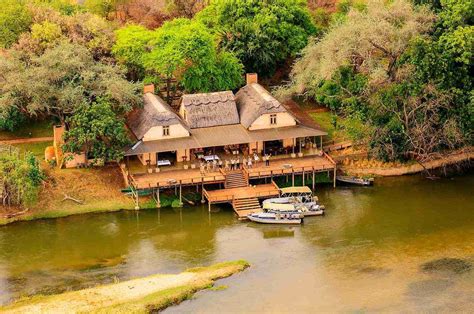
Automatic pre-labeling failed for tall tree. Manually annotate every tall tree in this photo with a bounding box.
[196,0,316,75]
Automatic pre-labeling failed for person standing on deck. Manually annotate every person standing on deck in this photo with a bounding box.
[236,157,240,169]
[265,154,270,166]
[231,158,235,170]
[248,157,253,168]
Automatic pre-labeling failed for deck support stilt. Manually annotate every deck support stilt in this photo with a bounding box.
[179,182,183,206]
[302,170,305,185]
[292,171,295,186]
[156,188,161,208]
[333,167,336,188]
[201,178,205,204]
[312,170,315,190]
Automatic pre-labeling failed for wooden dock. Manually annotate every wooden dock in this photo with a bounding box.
[204,182,280,218]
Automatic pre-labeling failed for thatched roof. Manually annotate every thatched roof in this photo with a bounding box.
[181,91,239,129]
[127,93,187,140]
[235,83,288,128]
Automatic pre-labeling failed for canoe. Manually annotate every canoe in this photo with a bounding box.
[336,176,374,186]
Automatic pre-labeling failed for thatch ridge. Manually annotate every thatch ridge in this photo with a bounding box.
[181,91,239,129]
[235,83,287,128]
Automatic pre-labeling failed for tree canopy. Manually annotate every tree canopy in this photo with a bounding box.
[0,0,32,48]
[113,19,244,93]
[285,0,471,161]
[197,0,316,75]
[0,42,140,127]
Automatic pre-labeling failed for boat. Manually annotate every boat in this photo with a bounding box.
[262,186,325,216]
[247,211,303,224]
[336,176,374,186]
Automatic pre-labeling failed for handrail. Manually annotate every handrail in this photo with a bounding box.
[323,151,337,165]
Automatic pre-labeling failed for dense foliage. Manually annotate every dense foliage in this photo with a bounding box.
[0,42,139,127]
[286,0,473,161]
[197,0,316,75]
[63,98,131,162]
[0,0,32,48]
[114,19,244,93]
[0,148,44,207]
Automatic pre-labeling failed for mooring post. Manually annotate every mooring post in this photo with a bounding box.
[156,184,161,208]
[179,180,183,206]
[208,200,211,212]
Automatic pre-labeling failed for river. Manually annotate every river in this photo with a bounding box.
[1,173,473,312]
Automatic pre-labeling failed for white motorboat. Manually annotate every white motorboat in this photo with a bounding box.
[247,211,303,224]
[262,186,325,217]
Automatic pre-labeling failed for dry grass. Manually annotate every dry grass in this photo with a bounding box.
[0,164,136,225]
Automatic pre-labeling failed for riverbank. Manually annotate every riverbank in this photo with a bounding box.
[340,148,473,176]
[1,260,249,313]
[0,165,139,226]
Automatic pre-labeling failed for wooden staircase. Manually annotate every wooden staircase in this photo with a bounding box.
[232,197,262,219]
[224,170,249,188]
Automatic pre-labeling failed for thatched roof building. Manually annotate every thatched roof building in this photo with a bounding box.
[181,91,240,129]
[235,83,287,128]
[127,93,187,140]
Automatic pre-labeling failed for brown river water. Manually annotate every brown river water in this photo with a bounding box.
[0,173,473,312]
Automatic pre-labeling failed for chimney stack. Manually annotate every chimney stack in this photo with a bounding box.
[143,84,155,94]
[246,73,258,85]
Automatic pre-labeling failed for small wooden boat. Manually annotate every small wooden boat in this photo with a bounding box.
[247,212,303,224]
[336,176,374,186]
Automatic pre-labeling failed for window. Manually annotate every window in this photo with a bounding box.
[163,126,170,136]
[270,114,277,125]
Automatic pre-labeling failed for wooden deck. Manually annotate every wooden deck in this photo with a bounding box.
[203,182,280,203]
[129,154,336,190]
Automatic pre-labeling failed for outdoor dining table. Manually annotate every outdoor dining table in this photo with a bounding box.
[157,160,171,166]
[203,155,219,162]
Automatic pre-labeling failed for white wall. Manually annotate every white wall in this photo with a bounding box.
[249,112,296,130]
[142,124,189,142]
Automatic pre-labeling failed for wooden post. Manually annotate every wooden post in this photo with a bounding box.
[333,167,336,188]
[201,177,205,203]
[156,185,161,208]
[292,170,295,186]
[312,170,315,190]
[208,200,211,212]
[302,169,305,185]
[179,180,183,206]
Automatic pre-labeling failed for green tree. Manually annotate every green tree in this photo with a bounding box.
[63,98,130,163]
[0,148,44,207]
[0,0,32,48]
[113,19,244,93]
[197,0,316,75]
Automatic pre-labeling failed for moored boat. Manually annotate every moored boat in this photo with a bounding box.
[247,211,303,224]
[262,186,325,217]
[336,176,374,186]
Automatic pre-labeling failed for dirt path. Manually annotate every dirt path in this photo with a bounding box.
[342,149,473,176]
[2,261,249,313]
[0,137,53,144]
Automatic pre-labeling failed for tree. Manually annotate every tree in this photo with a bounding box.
[0,0,32,48]
[288,0,435,93]
[0,42,140,127]
[113,19,244,94]
[0,148,44,207]
[196,0,316,75]
[63,98,130,163]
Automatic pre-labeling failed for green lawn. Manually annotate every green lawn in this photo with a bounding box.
[0,120,53,140]
[309,111,348,142]
[11,141,52,158]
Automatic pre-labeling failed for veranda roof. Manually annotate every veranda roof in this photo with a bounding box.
[124,124,327,156]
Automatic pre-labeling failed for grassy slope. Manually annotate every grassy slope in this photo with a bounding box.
[0,121,53,140]
[2,260,250,313]
[0,165,138,225]
[309,111,347,142]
